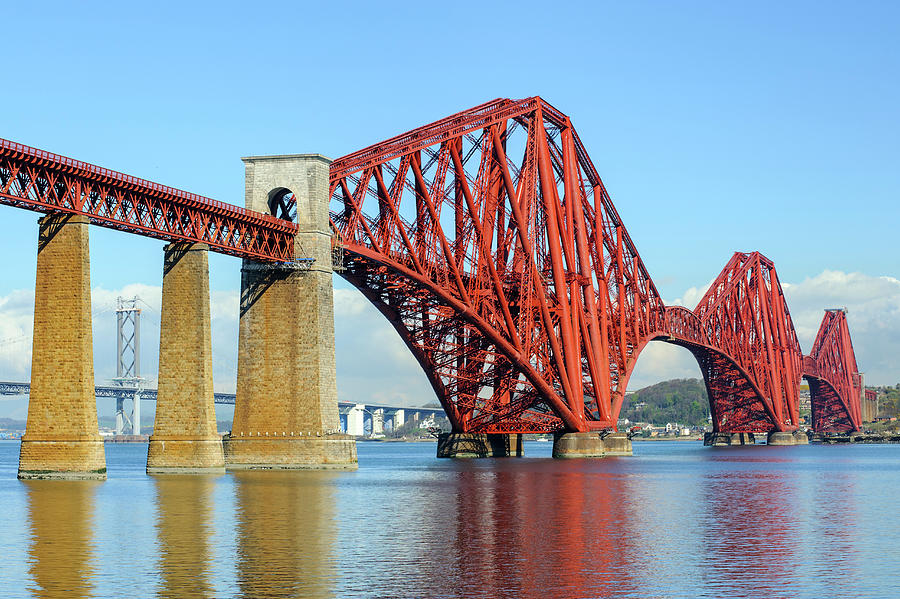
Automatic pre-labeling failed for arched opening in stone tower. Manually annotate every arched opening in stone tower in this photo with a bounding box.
[267,187,297,222]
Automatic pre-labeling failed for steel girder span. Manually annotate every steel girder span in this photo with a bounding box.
[652,252,803,434]
[329,97,863,435]
[0,138,296,262]
[802,309,862,433]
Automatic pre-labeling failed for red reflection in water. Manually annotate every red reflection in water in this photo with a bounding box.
[419,459,640,598]
[700,459,800,596]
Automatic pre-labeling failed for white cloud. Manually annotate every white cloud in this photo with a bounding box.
[668,280,712,309]
[0,289,36,380]
[783,271,900,386]
[333,287,370,317]
[333,285,435,406]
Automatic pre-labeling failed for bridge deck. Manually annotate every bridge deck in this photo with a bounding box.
[0,137,297,262]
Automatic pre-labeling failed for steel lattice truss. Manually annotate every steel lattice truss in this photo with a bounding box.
[330,98,668,433]
[802,310,861,433]
[0,138,295,261]
[0,99,862,435]
[329,98,863,434]
[687,253,802,432]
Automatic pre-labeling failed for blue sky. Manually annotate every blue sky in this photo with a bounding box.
[0,1,897,416]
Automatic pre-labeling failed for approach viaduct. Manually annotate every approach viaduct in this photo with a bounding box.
[1,97,866,478]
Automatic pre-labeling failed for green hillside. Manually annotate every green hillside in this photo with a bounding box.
[622,378,709,426]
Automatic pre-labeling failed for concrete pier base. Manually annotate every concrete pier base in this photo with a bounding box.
[767,431,800,445]
[793,431,810,445]
[552,432,606,458]
[148,439,227,475]
[703,432,756,446]
[601,432,633,456]
[436,433,524,458]
[18,215,106,480]
[222,435,358,469]
[18,440,107,480]
[703,432,730,447]
[147,243,224,474]
[730,432,756,445]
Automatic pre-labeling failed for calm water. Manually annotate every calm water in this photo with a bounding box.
[1,440,899,598]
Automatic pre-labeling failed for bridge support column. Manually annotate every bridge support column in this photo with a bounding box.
[346,404,365,437]
[767,431,800,445]
[552,432,606,458]
[704,432,730,446]
[730,432,755,445]
[764,431,808,445]
[703,432,756,446]
[601,432,633,456]
[115,398,127,436]
[437,433,524,458]
[18,215,106,480]
[372,409,384,435]
[147,243,225,474]
[223,153,356,470]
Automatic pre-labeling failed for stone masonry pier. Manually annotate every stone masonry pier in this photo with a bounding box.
[18,215,106,480]
[147,242,225,474]
[17,155,357,477]
[222,154,357,470]
[552,431,634,458]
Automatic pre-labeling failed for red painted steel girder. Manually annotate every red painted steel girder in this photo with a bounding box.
[0,138,296,261]
[688,252,802,433]
[0,110,864,436]
[624,253,803,434]
[329,98,861,435]
[802,309,861,433]
[330,97,667,433]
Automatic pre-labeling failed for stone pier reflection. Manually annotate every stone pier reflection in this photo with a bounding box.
[233,471,337,598]
[25,480,99,597]
[154,475,217,598]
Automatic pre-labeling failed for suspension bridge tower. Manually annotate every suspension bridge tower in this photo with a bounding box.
[113,296,145,436]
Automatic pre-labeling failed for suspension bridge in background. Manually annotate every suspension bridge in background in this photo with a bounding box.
[0,96,873,478]
[0,295,444,438]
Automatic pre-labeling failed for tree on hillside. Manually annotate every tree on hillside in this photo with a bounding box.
[622,378,710,426]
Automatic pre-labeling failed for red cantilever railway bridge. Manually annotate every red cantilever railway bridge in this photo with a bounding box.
[0,97,863,435]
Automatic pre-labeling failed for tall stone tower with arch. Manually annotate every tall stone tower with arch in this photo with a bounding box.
[223,153,357,469]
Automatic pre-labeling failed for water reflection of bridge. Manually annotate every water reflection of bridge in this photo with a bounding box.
[22,471,339,598]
